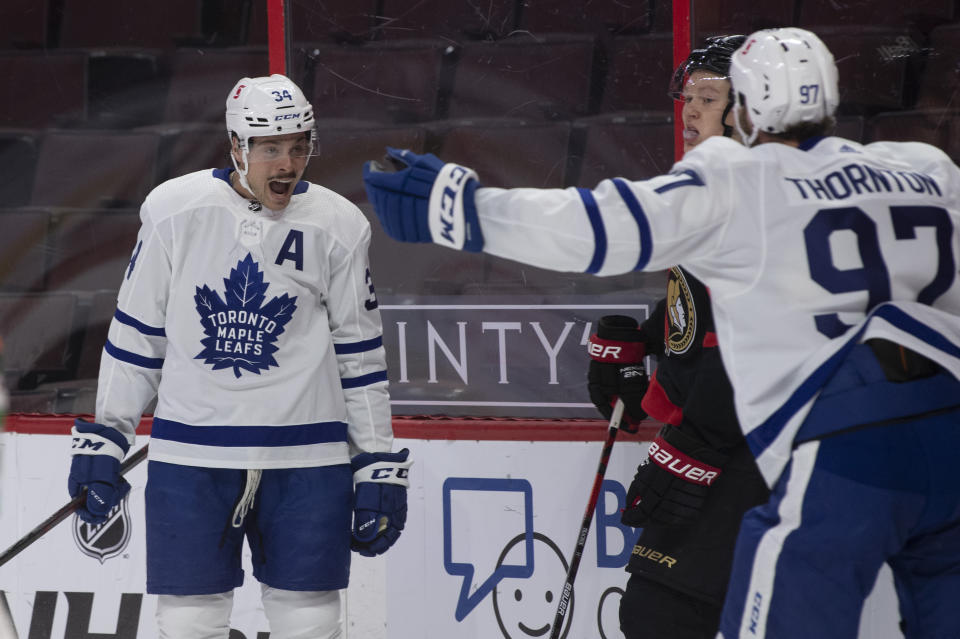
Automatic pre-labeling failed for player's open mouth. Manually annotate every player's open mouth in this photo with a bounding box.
[269,179,293,196]
[683,127,699,141]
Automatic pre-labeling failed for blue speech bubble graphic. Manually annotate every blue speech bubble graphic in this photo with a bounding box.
[443,477,534,621]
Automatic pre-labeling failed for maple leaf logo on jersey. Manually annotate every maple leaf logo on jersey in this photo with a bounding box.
[194,254,298,378]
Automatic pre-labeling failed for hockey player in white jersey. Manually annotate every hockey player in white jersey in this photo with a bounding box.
[67,74,410,639]
[362,28,960,639]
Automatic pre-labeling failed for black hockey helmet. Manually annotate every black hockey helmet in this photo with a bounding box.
[669,35,746,136]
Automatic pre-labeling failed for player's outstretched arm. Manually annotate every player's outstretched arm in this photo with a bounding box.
[362,147,484,251]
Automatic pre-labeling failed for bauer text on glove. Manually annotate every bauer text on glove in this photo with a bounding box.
[621,425,727,527]
[588,314,649,432]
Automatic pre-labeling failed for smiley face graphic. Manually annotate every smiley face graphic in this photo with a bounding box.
[493,532,572,639]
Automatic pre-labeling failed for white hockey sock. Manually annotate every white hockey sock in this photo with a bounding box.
[156,592,233,639]
[261,586,342,639]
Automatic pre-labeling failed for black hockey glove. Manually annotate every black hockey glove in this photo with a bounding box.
[621,425,727,528]
[587,315,648,432]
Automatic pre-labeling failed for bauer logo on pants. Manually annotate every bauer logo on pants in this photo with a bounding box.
[72,495,132,563]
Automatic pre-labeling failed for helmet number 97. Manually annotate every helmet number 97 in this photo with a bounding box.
[271,89,294,102]
[799,84,820,104]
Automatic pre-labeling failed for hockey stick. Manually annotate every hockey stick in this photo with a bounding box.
[0,443,149,568]
[549,398,625,639]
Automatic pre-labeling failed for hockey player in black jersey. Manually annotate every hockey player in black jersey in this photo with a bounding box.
[587,36,770,639]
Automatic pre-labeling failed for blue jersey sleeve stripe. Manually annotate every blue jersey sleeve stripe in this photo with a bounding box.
[104,338,165,369]
[653,169,705,194]
[114,309,166,337]
[611,178,653,271]
[151,417,348,447]
[576,187,607,274]
[334,336,383,355]
[341,370,389,389]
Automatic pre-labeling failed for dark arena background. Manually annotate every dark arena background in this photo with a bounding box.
[0,0,958,637]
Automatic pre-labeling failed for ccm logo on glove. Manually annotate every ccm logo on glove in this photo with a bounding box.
[370,466,410,481]
[647,437,721,486]
[429,163,479,250]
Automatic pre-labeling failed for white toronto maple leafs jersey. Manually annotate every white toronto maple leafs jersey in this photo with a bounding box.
[97,168,392,469]
[473,136,960,484]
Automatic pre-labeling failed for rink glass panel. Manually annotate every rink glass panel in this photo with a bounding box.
[1,0,957,418]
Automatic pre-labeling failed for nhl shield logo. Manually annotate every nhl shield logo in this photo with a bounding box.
[72,495,132,563]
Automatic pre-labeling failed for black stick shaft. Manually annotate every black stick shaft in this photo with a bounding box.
[549,400,624,639]
[0,444,149,568]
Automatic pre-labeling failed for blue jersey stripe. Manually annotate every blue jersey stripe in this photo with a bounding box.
[576,187,607,274]
[746,304,960,458]
[334,336,383,355]
[341,370,389,389]
[151,417,348,447]
[104,338,164,369]
[653,169,704,194]
[114,309,166,336]
[611,178,653,271]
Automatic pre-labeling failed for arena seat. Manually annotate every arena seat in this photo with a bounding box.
[307,40,447,122]
[305,121,427,203]
[446,34,598,121]
[44,209,142,292]
[0,130,38,207]
[58,0,203,48]
[86,49,166,128]
[362,203,489,296]
[246,0,378,44]
[915,23,960,110]
[157,124,232,182]
[0,208,50,292]
[162,48,271,124]
[74,289,117,381]
[599,34,674,113]
[375,0,516,40]
[0,292,80,389]
[517,0,654,35]
[573,111,674,187]
[816,26,924,114]
[0,0,49,48]
[30,130,161,209]
[0,52,87,129]
[691,0,796,42]
[432,119,573,188]
[833,115,867,143]
[867,109,960,163]
[798,0,955,29]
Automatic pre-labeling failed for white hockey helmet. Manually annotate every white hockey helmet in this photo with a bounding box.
[730,28,838,145]
[225,74,316,192]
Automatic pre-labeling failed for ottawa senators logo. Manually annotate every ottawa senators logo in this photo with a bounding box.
[665,267,697,355]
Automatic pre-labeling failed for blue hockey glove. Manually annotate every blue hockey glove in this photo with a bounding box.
[69,418,131,524]
[351,448,412,557]
[362,147,484,252]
